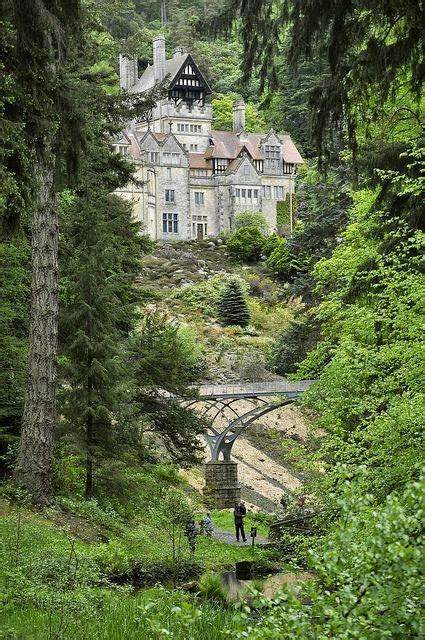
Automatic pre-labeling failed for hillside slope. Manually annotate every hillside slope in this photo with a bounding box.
[141,240,317,510]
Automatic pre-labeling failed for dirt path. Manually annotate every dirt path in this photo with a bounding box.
[212,529,268,546]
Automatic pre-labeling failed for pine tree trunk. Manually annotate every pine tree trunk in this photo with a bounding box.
[15,151,58,506]
[85,413,94,499]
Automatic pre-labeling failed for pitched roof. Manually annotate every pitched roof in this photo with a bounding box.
[205,131,242,159]
[205,130,303,164]
[113,131,132,145]
[138,130,186,153]
[279,134,304,164]
[152,132,168,142]
[225,153,262,176]
[188,153,210,169]
[127,131,142,160]
[129,53,186,93]
[129,54,212,96]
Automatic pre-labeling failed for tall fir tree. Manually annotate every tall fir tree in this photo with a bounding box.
[3,0,83,505]
[59,190,149,498]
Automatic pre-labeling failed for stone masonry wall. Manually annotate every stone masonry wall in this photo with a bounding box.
[204,461,241,509]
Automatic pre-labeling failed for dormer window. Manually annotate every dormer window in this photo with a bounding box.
[265,145,280,160]
[214,158,229,174]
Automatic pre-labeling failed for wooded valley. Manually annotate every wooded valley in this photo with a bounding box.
[0,0,423,638]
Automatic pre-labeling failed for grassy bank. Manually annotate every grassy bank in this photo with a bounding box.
[0,491,277,639]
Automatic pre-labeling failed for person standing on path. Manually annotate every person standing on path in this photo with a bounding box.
[185,519,198,553]
[234,501,247,542]
[204,512,214,537]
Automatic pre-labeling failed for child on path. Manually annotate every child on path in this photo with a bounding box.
[204,512,214,537]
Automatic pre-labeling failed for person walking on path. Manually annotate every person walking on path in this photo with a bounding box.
[185,519,198,553]
[198,519,205,535]
[234,501,247,542]
[204,512,214,537]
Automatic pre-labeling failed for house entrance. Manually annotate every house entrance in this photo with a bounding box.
[197,223,204,240]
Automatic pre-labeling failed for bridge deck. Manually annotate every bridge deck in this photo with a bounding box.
[196,380,314,400]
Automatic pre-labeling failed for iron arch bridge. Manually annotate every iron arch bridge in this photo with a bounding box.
[181,380,314,462]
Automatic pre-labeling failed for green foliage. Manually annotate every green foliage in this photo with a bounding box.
[266,238,291,276]
[231,474,425,639]
[217,279,250,328]
[227,226,265,262]
[0,238,30,473]
[59,190,150,497]
[296,185,424,499]
[247,299,292,337]
[234,211,268,234]
[174,274,231,316]
[212,93,267,132]
[276,194,297,227]
[220,0,423,164]
[272,314,319,376]
[261,234,282,258]
[129,315,207,466]
[198,572,228,604]
[131,315,205,393]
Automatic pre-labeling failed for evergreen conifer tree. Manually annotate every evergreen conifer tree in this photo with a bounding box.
[59,190,150,498]
[217,279,250,327]
[5,0,83,505]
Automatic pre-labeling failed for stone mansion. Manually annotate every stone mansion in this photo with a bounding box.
[114,36,303,241]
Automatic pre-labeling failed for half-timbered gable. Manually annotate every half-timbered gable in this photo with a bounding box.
[169,55,212,107]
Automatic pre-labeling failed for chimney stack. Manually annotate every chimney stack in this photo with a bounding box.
[153,35,166,82]
[233,99,246,133]
[119,54,138,91]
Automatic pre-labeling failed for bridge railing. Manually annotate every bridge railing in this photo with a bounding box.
[158,379,316,400]
[197,379,315,398]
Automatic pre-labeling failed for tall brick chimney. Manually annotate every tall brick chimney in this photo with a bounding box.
[153,35,166,82]
[119,54,138,91]
[233,99,246,133]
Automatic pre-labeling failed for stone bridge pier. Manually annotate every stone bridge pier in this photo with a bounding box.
[185,381,314,508]
[204,461,240,508]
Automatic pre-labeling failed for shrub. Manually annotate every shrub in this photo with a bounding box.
[198,572,228,604]
[231,474,425,639]
[234,211,269,234]
[236,351,270,381]
[217,279,250,327]
[271,314,319,375]
[174,275,228,315]
[244,273,278,301]
[248,299,292,336]
[262,233,282,257]
[227,226,265,262]
[266,238,292,276]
